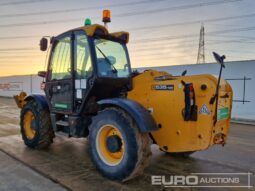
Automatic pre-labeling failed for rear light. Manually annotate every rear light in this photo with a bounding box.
[183,83,197,121]
[189,84,195,105]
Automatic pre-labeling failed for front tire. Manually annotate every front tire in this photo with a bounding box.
[89,107,151,181]
[20,100,54,149]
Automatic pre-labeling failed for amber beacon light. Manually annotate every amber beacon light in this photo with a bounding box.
[102,10,111,28]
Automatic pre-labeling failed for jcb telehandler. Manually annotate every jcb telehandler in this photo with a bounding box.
[14,10,233,181]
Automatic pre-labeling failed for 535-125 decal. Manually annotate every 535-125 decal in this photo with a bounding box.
[152,85,174,91]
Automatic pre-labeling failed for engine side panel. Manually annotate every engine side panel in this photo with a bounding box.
[128,70,232,152]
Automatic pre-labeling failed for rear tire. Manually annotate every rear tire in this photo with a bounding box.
[20,100,54,149]
[88,107,151,181]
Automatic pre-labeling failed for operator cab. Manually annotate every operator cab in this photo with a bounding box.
[39,24,132,115]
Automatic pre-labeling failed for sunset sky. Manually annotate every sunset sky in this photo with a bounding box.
[0,0,255,76]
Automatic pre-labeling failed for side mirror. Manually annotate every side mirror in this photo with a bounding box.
[38,71,46,78]
[213,52,225,68]
[40,37,48,51]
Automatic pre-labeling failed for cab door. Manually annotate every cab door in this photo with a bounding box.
[45,32,74,114]
[73,31,93,113]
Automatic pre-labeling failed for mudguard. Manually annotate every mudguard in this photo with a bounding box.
[25,94,49,110]
[98,98,158,133]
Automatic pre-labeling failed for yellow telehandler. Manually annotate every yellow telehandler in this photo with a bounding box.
[14,10,232,181]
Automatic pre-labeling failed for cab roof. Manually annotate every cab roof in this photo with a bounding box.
[68,24,129,43]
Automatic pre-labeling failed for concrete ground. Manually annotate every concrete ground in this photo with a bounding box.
[0,151,66,191]
[0,97,254,191]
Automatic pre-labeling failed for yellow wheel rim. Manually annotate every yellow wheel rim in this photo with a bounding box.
[96,124,125,166]
[23,111,36,140]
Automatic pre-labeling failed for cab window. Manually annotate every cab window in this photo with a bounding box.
[94,38,130,78]
[49,35,71,80]
[75,32,92,79]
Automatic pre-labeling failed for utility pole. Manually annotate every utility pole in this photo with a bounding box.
[196,24,205,64]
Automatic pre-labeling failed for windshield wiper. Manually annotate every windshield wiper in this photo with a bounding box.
[96,46,117,73]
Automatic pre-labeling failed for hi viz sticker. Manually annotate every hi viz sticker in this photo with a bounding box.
[199,104,210,115]
[217,107,229,121]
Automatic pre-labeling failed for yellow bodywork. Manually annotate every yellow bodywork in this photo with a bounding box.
[14,91,27,109]
[128,70,232,153]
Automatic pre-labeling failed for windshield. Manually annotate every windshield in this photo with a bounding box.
[94,38,131,78]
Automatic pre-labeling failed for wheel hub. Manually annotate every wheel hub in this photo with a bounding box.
[23,111,36,140]
[106,135,122,153]
[96,124,125,166]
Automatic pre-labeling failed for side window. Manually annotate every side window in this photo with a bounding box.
[75,32,92,79]
[49,36,71,80]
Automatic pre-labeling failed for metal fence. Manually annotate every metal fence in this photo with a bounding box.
[225,76,251,104]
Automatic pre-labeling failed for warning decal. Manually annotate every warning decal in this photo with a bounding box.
[199,104,210,115]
